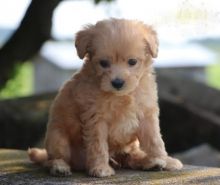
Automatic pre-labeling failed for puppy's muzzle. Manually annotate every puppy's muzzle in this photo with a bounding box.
[111,78,125,90]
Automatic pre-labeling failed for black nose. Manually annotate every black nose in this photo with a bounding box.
[111,78,125,90]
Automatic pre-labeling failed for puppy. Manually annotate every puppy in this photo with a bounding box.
[28,18,183,177]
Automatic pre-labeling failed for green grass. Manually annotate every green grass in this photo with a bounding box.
[196,41,220,90]
[204,45,220,90]
[206,63,220,90]
[0,62,33,99]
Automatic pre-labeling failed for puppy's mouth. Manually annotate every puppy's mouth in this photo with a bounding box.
[103,85,134,96]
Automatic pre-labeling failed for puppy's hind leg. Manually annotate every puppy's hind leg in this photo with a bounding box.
[121,139,148,170]
[45,127,72,177]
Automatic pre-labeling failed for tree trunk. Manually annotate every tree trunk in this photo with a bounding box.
[0,0,62,89]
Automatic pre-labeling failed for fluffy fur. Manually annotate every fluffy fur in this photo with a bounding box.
[28,18,183,177]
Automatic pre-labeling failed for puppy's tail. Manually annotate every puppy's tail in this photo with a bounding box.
[28,148,48,164]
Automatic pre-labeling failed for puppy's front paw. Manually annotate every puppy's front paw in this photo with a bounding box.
[89,165,115,177]
[142,157,166,171]
[165,156,183,171]
[50,159,72,177]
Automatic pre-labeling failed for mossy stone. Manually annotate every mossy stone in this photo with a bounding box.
[1,149,220,184]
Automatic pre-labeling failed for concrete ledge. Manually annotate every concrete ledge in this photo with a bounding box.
[1,149,220,185]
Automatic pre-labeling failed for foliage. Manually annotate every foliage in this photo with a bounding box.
[0,62,33,99]
[202,42,220,90]
[206,63,220,90]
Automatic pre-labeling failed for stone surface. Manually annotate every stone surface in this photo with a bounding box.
[175,144,220,167]
[1,149,220,184]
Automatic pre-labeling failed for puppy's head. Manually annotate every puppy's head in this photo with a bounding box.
[75,19,158,95]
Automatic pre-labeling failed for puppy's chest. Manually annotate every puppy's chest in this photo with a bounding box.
[105,97,140,146]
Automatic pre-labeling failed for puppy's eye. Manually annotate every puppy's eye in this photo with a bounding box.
[128,59,137,66]
[99,60,110,68]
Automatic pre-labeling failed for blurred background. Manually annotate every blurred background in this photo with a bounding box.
[0,0,220,167]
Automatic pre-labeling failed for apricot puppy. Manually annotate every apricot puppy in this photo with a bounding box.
[28,18,183,177]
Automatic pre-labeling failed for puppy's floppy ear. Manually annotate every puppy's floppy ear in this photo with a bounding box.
[75,25,94,59]
[142,25,159,58]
